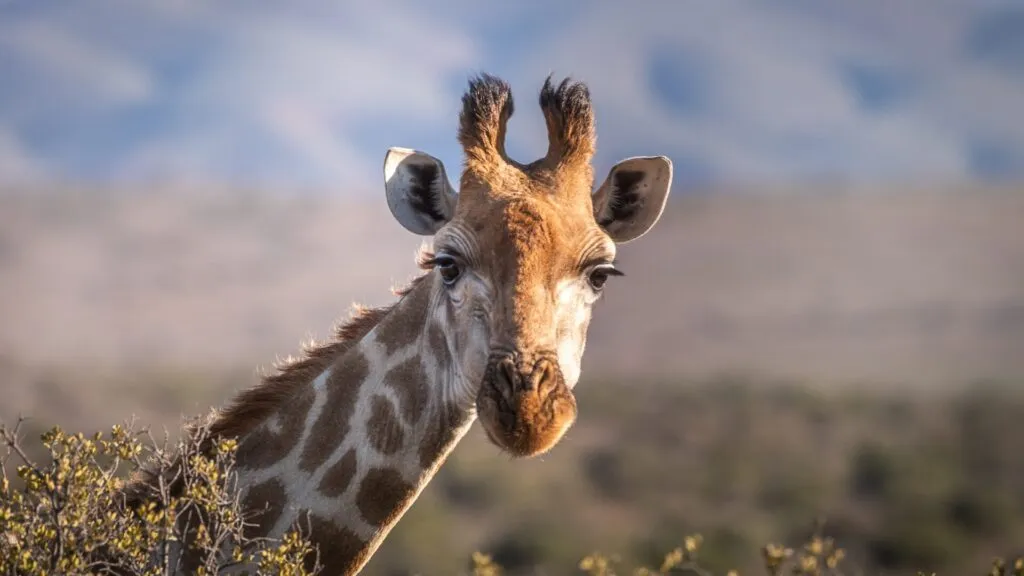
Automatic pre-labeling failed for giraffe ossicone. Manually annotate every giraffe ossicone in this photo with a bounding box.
[126,73,673,575]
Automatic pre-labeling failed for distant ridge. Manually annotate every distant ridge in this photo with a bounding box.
[1,186,1022,387]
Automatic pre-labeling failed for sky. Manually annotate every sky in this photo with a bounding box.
[1,0,1023,193]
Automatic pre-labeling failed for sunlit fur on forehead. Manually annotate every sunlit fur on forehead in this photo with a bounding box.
[456,74,597,201]
[432,196,617,283]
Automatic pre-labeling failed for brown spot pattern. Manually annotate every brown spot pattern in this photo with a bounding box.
[235,389,314,470]
[371,283,428,356]
[317,449,357,498]
[419,402,467,470]
[356,467,416,527]
[116,269,441,531]
[241,479,287,539]
[383,356,429,424]
[426,321,447,362]
[203,283,417,465]
[366,395,406,455]
[300,512,368,576]
[299,353,369,472]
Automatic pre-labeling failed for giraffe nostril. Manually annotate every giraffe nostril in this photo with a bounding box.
[496,357,518,401]
[486,352,562,396]
[530,358,559,395]
[498,357,516,383]
[477,351,577,458]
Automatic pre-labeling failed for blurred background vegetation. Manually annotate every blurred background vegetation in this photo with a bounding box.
[4,355,1024,574]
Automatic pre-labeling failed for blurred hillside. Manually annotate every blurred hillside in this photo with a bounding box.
[1,185,1022,387]
[2,185,1024,575]
[4,367,1024,576]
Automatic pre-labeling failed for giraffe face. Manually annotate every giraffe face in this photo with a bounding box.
[381,75,672,457]
[427,193,612,458]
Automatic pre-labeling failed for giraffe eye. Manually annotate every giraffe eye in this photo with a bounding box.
[587,265,623,291]
[434,256,461,286]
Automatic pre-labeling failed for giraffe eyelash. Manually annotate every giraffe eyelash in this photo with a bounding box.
[416,250,437,270]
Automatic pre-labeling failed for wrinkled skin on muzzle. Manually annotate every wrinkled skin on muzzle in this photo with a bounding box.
[476,350,578,457]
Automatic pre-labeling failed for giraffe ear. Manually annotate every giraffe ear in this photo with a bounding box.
[592,156,673,244]
[383,147,458,236]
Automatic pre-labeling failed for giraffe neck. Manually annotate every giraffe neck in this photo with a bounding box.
[232,275,477,575]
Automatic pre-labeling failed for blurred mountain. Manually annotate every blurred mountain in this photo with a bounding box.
[1,185,1022,386]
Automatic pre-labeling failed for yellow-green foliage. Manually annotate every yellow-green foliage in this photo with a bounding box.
[3,416,1024,576]
[470,531,1022,576]
[1,418,318,575]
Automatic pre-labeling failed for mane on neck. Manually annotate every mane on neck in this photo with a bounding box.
[208,255,434,447]
[206,303,389,443]
[122,250,436,507]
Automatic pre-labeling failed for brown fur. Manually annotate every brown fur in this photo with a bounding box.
[372,286,430,356]
[206,256,431,453]
[476,355,578,457]
[300,512,368,576]
[534,76,596,183]
[456,74,597,200]
[112,273,429,574]
[235,382,314,470]
[439,148,607,457]
[355,467,416,527]
[241,478,287,539]
[365,395,405,455]
[383,356,429,425]
[458,73,519,186]
[214,306,386,447]
[418,402,469,470]
[298,352,368,472]
[318,449,357,498]
[425,320,448,365]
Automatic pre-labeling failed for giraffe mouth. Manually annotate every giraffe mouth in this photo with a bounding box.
[475,351,578,458]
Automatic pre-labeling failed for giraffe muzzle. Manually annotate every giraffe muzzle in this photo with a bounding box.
[476,351,579,458]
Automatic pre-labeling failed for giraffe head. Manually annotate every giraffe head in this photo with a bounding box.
[382,74,671,458]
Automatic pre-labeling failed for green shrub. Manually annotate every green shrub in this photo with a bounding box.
[3,415,1024,576]
[1,417,318,575]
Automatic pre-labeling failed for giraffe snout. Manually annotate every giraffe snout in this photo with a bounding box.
[476,351,578,458]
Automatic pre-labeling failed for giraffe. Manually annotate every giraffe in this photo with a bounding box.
[126,73,673,575]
